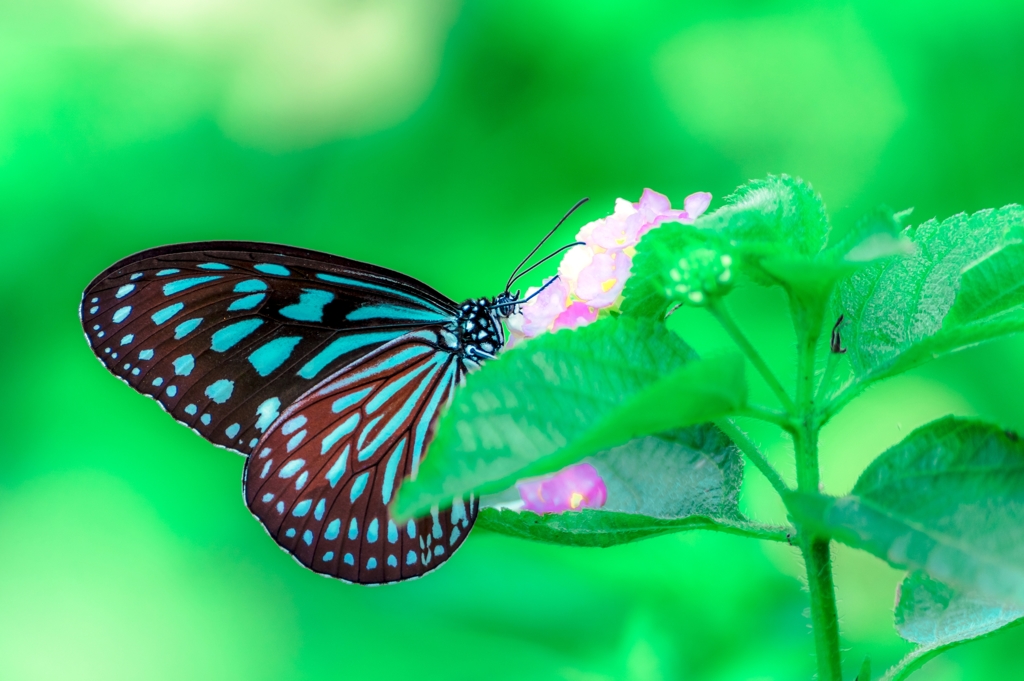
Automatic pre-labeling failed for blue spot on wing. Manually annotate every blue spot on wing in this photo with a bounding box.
[113,306,132,323]
[279,289,335,322]
[279,459,305,478]
[162,276,222,296]
[254,397,281,432]
[282,415,307,435]
[321,413,359,455]
[234,279,267,293]
[350,472,369,502]
[172,355,195,376]
[228,293,266,311]
[248,336,302,377]
[198,263,231,270]
[152,303,184,325]
[205,379,234,404]
[325,446,349,488]
[156,269,180,276]
[255,263,290,276]
[174,318,203,339]
[116,284,135,298]
[346,304,449,324]
[325,519,341,540]
[380,440,405,504]
[297,331,405,379]
[315,273,448,313]
[331,387,371,413]
[211,319,263,352]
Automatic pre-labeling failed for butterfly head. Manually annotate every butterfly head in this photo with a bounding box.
[456,298,508,362]
[491,290,521,319]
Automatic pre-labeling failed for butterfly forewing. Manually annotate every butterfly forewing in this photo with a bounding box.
[244,331,479,584]
[80,242,458,455]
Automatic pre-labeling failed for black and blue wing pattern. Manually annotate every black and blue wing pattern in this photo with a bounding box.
[80,242,456,455]
[80,241,492,584]
[244,331,478,584]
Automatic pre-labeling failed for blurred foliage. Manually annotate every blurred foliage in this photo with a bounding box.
[2,0,1024,679]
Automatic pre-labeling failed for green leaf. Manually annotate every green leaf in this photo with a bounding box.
[478,508,778,548]
[622,177,907,324]
[881,571,1024,681]
[393,317,748,519]
[478,424,759,547]
[623,175,831,319]
[856,656,872,681]
[791,418,1024,606]
[705,174,830,258]
[837,205,1024,382]
[620,219,709,318]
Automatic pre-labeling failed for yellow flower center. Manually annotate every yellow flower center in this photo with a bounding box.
[569,492,584,509]
[600,278,617,292]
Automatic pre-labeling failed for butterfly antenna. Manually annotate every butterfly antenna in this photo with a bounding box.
[489,275,563,310]
[506,198,589,291]
[507,241,584,288]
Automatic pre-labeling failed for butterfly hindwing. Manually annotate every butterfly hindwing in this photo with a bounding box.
[80,242,458,455]
[244,331,479,584]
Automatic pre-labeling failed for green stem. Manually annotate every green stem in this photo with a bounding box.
[801,535,843,681]
[712,519,795,544]
[814,351,842,405]
[791,299,843,681]
[739,404,796,432]
[716,418,790,498]
[708,299,797,415]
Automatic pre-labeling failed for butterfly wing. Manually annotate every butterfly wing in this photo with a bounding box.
[244,329,478,584]
[80,241,458,455]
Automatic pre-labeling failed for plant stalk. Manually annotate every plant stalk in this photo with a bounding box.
[708,299,797,415]
[791,296,843,681]
[801,535,843,681]
[716,418,790,498]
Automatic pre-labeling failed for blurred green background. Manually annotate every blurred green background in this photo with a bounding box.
[2,0,1023,679]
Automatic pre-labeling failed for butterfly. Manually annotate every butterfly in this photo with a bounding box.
[79,209,582,584]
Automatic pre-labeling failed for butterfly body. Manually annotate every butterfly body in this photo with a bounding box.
[81,241,512,584]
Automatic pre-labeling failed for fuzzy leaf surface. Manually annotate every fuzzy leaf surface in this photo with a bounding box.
[837,206,1024,382]
[393,317,747,519]
[623,176,907,320]
[881,571,1024,681]
[796,418,1024,606]
[478,424,753,547]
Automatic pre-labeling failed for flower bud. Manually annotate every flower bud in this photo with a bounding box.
[664,245,734,306]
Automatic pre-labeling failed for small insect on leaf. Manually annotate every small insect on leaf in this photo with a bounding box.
[831,314,847,354]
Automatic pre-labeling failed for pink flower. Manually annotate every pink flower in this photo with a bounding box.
[552,301,598,331]
[585,199,643,251]
[517,462,607,513]
[683,191,712,221]
[505,188,712,343]
[506,277,569,344]
[573,249,632,308]
[632,188,686,237]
